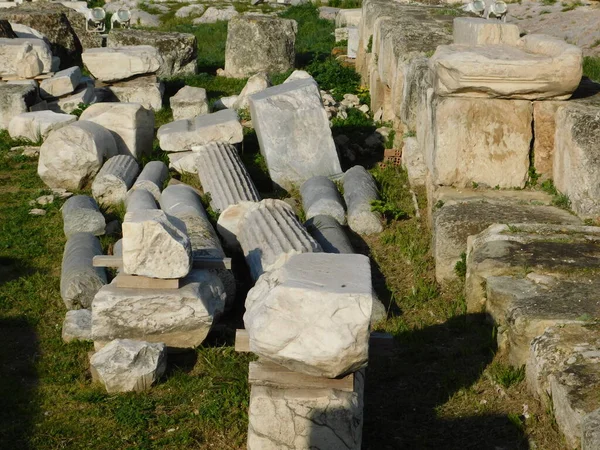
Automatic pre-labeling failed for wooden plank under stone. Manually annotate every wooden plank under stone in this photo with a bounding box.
[114,274,179,290]
[248,360,355,392]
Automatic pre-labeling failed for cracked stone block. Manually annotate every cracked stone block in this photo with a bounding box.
[62,309,92,343]
[300,176,346,225]
[90,339,167,393]
[60,232,107,310]
[92,155,140,207]
[130,161,168,201]
[8,110,77,142]
[195,141,260,212]
[244,253,372,378]
[91,270,226,350]
[343,165,382,235]
[238,199,321,280]
[528,324,600,449]
[62,195,106,238]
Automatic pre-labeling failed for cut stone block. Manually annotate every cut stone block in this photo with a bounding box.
[343,165,382,235]
[248,371,364,450]
[90,339,167,393]
[0,37,52,75]
[62,195,106,238]
[532,100,563,182]
[92,155,140,206]
[553,102,600,219]
[82,46,161,82]
[62,309,92,343]
[47,83,96,115]
[232,72,270,111]
[130,161,168,201]
[39,66,81,99]
[102,78,164,111]
[80,103,155,160]
[125,188,158,212]
[122,209,192,279]
[426,95,532,189]
[194,141,260,212]
[91,270,226,349]
[528,324,600,449]
[168,151,197,174]
[244,252,372,378]
[8,111,76,142]
[170,86,209,121]
[38,121,118,190]
[429,34,582,100]
[433,189,581,284]
[335,8,361,27]
[249,79,342,189]
[223,15,297,79]
[15,42,44,79]
[304,215,354,255]
[0,83,38,129]
[347,27,358,59]
[60,232,107,310]
[238,199,321,280]
[402,136,426,186]
[452,17,520,46]
[300,176,346,225]
[157,109,243,152]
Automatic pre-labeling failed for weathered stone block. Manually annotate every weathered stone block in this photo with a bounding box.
[92,155,140,206]
[82,46,161,82]
[0,37,52,75]
[532,100,563,182]
[401,136,426,186]
[101,76,164,111]
[8,111,76,142]
[40,66,81,99]
[62,309,92,343]
[47,83,96,115]
[170,86,209,121]
[0,83,38,129]
[452,17,520,46]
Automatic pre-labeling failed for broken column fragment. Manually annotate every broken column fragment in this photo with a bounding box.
[92,155,140,207]
[300,176,346,225]
[304,215,354,254]
[343,165,382,235]
[62,195,106,238]
[130,161,168,201]
[125,188,158,212]
[62,309,92,343]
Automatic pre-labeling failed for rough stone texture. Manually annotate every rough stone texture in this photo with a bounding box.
[224,15,297,79]
[453,17,520,46]
[238,199,321,280]
[319,6,340,21]
[0,20,16,38]
[168,151,197,174]
[401,136,426,186]
[38,121,118,190]
[300,176,346,225]
[248,371,364,450]
[61,232,107,310]
[48,83,96,115]
[170,86,209,121]
[335,8,361,27]
[232,72,271,110]
[193,6,238,24]
[91,270,226,349]
[347,27,358,59]
[216,201,253,250]
[533,100,563,182]
[8,111,76,142]
[62,195,106,238]
[553,102,600,219]
[107,29,198,78]
[40,66,81,99]
[176,4,205,18]
[583,409,600,450]
[304,215,354,255]
[92,155,140,206]
[195,141,260,212]
[130,161,168,201]
[343,166,382,235]
[429,35,582,100]
[283,70,312,84]
[82,46,161,82]
[14,42,44,79]
[157,109,243,152]
[62,309,92,343]
[244,253,372,378]
[126,188,158,212]
[101,76,164,112]
[90,339,167,393]
[249,79,342,189]
[433,189,581,284]
[80,103,155,160]
[426,95,532,189]
[527,324,600,449]
[0,79,38,129]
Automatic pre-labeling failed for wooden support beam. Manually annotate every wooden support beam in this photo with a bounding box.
[92,255,232,270]
[249,360,355,392]
[92,255,122,268]
[114,274,179,290]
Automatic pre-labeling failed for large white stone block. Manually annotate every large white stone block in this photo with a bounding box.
[82,46,161,82]
[39,66,81,99]
[170,86,209,121]
[0,37,52,75]
[8,111,76,142]
[249,79,342,189]
[0,83,38,129]
[452,17,520,46]
[244,253,372,378]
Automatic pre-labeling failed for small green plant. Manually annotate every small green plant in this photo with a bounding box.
[488,362,526,388]
[306,57,361,100]
[238,108,251,122]
[454,252,467,279]
[540,0,557,4]
[434,200,445,210]
[371,199,409,221]
[366,35,373,53]
[384,130,396,149]
[561,0,582,11]
[71,103,91,118]
[527,165,540,187]
[433,7,462,16]
[402,130,416,138]
[471,182,479,189]
[584,56,600,82]
[508,413,525,432]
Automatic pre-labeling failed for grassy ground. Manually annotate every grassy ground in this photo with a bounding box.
[0,4,579,449]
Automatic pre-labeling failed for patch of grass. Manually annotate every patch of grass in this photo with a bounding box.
[592,39,600,48]
[540,179,571,210]
[328,0,362,8]
[371,199,409,222]
[488,363,526,388]
[455,252,467,279]
[306,56,361,99]
[541,0,557,4]
[384,130,396,149]
[433,7,463,16]
[70,102,91,118]
[583,56,600,82]
[561,0,582,11]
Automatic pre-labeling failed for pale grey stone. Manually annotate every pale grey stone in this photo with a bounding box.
[170,86,209,121]
[130,161,168,201]
[90,339,166,393]
[402,136,426,186]
[125,188,158,212]
[343,166,382,235]
[213,95,238,111]
[318,6,340,21]
[39,66,81,99]
[335,8,361,27]
[216,201,253,250]
[60,232,107,310]
[193,6,238,24]
[176,4,205,18]
[62,195,106,238]
[62,309,92,343]
[168,151,198,174]
[102,77,164,112]
[347,26,358,59]
[92,155,140,207]
[283,69,312,84]
[194,141,260,212]
[82,46,161,82]
[304,215,353,254]
[8,111,76,142]
[47,83,96,115]
[0,37,52,75]
[300,176,346,225]
[0,83,38,129]
[232,72,270,110]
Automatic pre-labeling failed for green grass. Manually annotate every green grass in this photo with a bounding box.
[540,0,557,5]
[488,363,526,389]
[540,179,572,210]
[561,0,582,11]
[583,56,600,82]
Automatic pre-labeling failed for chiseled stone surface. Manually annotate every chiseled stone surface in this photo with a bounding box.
[238,199,321,280]
[40,66,81,99]
[8,111,77,142]
[60,232,107,310]
[62,195,106,238]
[244,253,372,378]
[0,83,39,129]
[80,102,155,160]
[429,34,582,100]
[130,161,168,201]
[452,17,520,46]
[300,176,346,225]
[38,121,118,190]
[122,209,192,279]
[82,46,161,82]
[0,37,52,75]
[91,270,226,349]
[249,79,342,189]
[194,141,260,212]
[157,109,243,152]
[343,165,382,235]
[170,86,209,121]
[90,339,167,393]
[528,323,600,449]
[248,371,364,450]
[62,309,92,343]
[224,15,297,79]
[92,155,140,206]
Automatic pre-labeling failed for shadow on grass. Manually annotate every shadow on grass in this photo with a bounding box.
[0,317,39,450]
